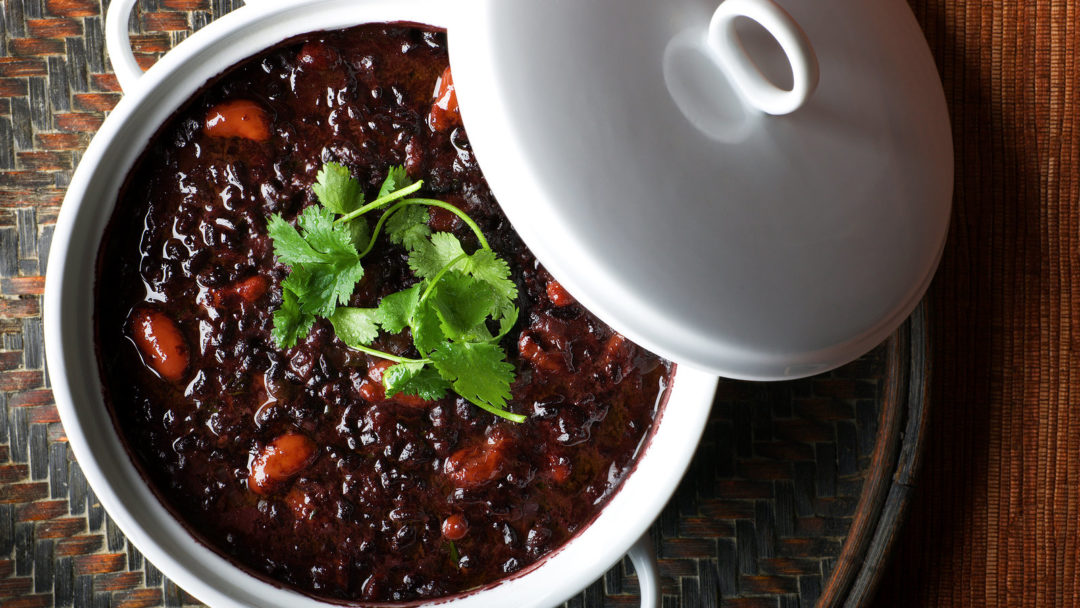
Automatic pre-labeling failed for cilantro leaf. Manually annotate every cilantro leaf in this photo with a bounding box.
[349,217,370,250]
[378,165,413,199]
[267,213,324,265]
[465,248,517,306]
[409,232,467,279]
[411,298,448,356]
[329,307,381,348]
[458,323,495,343]
[329,262,366,309]
[429,271,498,340]
[270,207,364,322]
[296,206,356,262]
[386,205,431,251]
[383,361,450,400]
[279,265,313,304]
[404,237,516,311]
[376,284,421,334]
[291,257,364,318]
[495,303,519,340]
[267,161,525,422]
[271,288,315,349]
[430,341,519,419]
[312,162,364,214]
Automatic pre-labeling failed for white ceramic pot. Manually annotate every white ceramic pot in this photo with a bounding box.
[44,0,722,606]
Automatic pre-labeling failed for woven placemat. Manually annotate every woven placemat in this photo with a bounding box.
[0,1,918,606]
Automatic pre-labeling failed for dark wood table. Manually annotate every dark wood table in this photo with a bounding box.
[0,0,1069,606]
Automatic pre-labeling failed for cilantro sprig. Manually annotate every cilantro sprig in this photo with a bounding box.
[267,163,524,423]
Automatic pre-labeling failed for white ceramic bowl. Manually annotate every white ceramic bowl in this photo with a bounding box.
[43,0,720,605]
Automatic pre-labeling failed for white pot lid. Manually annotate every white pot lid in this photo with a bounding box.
[449,0,952,380]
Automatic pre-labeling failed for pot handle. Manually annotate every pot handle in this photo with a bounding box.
[707,0,819,115]
[105,0,272,93]
[104,0,143,93]
[627,531,661,608]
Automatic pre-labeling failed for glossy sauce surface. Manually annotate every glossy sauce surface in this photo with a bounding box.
[95,25,670,602]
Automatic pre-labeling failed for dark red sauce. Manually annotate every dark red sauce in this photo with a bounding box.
[95,25,670,602]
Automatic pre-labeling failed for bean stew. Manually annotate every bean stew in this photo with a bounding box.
[95,24,671,603]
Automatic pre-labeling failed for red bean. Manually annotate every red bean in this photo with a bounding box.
[211,275,269,307]
[358,378,384,403]
[545,280,576,307]
[390,390,430,408]
[205,99,271,142]
[365,360,393,383]
[284,486,316,521]
[599,333,636,381]
[232,275,269,302]
[427,66,460,132]
[601,334,629,358]
[546,453,572,484]
[366,360,432,407]
[517,333,565,374]
[297,41,338,70]
[441,514,469,540]
[131,309,189,382]
[248,432,317,495]
[444,434,511,488]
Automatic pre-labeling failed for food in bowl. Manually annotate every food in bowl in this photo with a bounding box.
[94,24,671,602]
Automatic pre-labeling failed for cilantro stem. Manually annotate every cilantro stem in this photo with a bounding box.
[402,198,491,251]
[335,180,424,225]
[357,199,492,260]
[471,400,526,423]
[357,200,413,259]
[490,310,517,343]
[418,253,469,307]
[343,343,430,365]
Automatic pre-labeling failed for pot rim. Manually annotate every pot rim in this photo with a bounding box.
[43,1,720,606]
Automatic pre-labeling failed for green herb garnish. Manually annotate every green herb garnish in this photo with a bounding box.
[267,163,523,423]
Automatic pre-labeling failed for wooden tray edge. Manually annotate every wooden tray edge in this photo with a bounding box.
[820,301,930,607]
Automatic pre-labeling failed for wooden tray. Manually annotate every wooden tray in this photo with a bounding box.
[0,1,930,605]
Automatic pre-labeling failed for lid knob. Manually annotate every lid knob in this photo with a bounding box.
[707,0,819,115]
